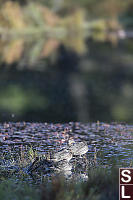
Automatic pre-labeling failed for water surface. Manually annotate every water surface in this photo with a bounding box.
[0,122,132,182]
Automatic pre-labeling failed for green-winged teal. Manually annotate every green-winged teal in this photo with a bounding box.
[51,149,72,162]
[68,139,88,156]
[54,160,72,171]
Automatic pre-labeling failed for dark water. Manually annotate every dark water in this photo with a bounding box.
[0,122,133,182]
[0,38,133,123]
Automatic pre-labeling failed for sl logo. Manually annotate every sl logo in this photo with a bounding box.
[119,168,133,200]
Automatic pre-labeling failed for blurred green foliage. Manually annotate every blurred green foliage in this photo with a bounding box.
[0,39,132,123]
[0,85,48,114]
[0,0,132,123]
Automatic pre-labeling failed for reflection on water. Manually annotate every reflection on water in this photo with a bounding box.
[0,1,133,123]
[0,37,133,123]
[0,122,132,182]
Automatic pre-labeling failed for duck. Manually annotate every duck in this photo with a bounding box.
[28,157,72,173]
[27,157,54,173]
[53,160,72,171]
[68,139,88,156]
[51,148,72,162]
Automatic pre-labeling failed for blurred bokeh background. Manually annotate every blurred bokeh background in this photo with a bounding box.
[0,0,133,123]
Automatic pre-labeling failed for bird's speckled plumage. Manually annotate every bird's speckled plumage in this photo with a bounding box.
[68,139,88,156]
[51,149,72,162]
[54,160,72,171]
